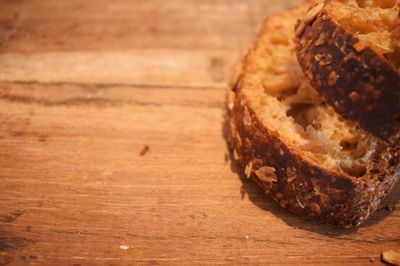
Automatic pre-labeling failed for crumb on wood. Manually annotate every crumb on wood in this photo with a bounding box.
[120,245,129,250]
[139,145,150,156]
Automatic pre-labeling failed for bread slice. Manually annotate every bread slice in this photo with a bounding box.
[295,0,400,140]
[228,3,400,228]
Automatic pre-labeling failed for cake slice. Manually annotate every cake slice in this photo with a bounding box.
[228,3,400,227]
[296,0,400,141]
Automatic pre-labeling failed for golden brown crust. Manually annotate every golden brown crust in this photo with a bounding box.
[228,5,400,228]
[296,1,400,141]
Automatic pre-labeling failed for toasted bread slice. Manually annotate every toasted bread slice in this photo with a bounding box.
[228,4,400,227]
[296,0,400,140]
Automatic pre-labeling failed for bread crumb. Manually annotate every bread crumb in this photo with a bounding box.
[139,145,150,156]
[120,245,129,250]
[245,235,250,240]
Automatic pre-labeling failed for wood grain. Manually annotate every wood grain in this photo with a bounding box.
[0,0,399,265]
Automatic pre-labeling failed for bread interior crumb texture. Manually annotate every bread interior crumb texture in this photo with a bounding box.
[327,0,400,67]
[241,6,387,178]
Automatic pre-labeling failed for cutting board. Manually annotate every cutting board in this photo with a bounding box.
[0,0,399,265]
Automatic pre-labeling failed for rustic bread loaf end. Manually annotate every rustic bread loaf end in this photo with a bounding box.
[228,3,400,228]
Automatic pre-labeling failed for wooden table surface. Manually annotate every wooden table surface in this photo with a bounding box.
[0,0,399,265]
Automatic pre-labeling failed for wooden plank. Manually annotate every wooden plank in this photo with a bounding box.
[0,0,301,88]
[0,0,301,52]
[0,0,399,265]
[0,82,399,265]
[0,49,238,87]
[0,0,248,52]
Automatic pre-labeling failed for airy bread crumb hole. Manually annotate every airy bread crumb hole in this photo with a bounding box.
[330,0,400,67]
[283,89,370,178]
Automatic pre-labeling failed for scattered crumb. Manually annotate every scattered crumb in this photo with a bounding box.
[139,145,150,156]
[120,245,129,250]
[382,250,400,265]
[189,214,195,220]
[245,235,250,240]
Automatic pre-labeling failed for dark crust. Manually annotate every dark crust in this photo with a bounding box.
[228,84,400,227]
[296,5,400,141]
